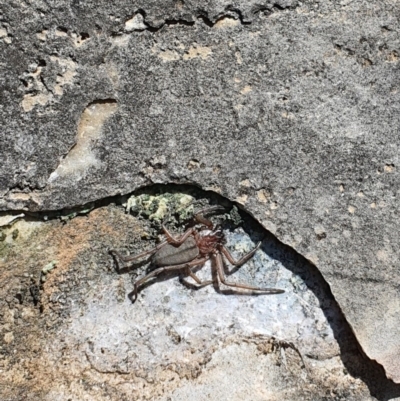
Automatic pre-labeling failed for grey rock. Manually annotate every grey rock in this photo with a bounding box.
[1,0,400,393]
[0,204,394,400]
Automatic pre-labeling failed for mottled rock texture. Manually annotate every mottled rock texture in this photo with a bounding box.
[0,199,396,400]
[1,0,400,398]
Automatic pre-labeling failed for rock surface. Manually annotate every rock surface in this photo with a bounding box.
[0,198,396,400]
[1,0,400,397]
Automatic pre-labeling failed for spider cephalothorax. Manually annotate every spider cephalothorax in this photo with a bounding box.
[196,227,225,255]
[110,206,284,302]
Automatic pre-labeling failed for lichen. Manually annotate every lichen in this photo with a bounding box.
[228,205,243,227]
[125,193,195,223]
[59,206,94,222]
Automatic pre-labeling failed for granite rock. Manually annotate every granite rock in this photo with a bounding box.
[1,0,400,395]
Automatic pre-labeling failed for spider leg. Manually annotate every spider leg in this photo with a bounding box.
[194,214,213,229]
[110,239,169,267]
[194,205,226,216]
[162,206,224,243]
[220,241,262,267]
[162,226,196,245]
[214,253,284,294]
[184,266,213,287]
[194,205,226,229]
[132,257,209,302]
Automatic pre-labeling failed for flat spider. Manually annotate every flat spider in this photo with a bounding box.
[110,206,284,301]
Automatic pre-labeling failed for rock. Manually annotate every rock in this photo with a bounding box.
[1,0,400,398]
[0,203,390,400]
[3,332,14,344]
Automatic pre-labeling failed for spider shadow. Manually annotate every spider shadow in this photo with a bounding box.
[178,260,279,297]
[109,250,206,301]
[124,266,223,302]
[111,248,268,302]
[239,219,400,401]
[126,271,176,302]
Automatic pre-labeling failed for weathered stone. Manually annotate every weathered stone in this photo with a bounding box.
[0,203,395,400]
[1,0,400,397]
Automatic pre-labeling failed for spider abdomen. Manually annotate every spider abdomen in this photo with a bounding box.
[152,236,199,267]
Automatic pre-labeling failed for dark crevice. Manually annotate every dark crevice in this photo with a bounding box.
[251,3,294,18]
[119,2,298,34]
[19,78,29,87]
[196,13,214,28]
[39,74,52,94]
[164,19,195,27]
[86,98,118,106]
[223,6,252,25]
[5,181,43,194]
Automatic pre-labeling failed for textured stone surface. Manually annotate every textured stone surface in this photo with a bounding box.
[0,201,396,400]
[1,0,400,393]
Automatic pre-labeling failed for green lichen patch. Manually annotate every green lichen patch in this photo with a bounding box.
[41,261,58,282]
[125,193,195,224]
[228,206,243,227]
[59,205,94,222]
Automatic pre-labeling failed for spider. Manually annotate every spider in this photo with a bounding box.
[110,206,285,301]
